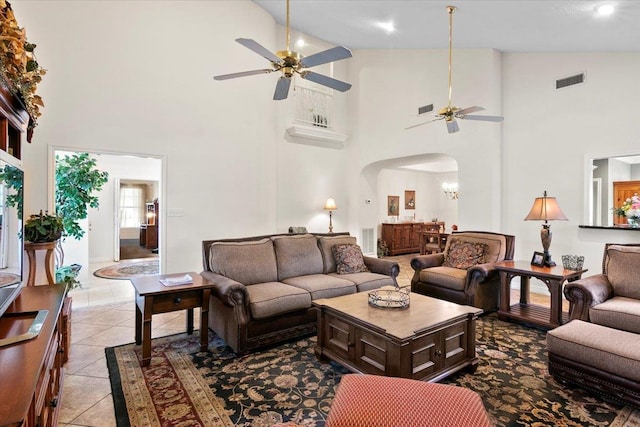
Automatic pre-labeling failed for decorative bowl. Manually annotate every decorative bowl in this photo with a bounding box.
[368,286,410,309]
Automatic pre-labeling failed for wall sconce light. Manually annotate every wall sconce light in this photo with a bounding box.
[442,182,459,199]
[324,197,337,233]
[524,190,568,267]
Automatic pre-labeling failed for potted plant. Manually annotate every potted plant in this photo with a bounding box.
[24,210,64,243]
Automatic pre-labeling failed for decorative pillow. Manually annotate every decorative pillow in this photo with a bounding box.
[443,239,488,269]
[332,244,369,275]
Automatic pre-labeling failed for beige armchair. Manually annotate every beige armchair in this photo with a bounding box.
[411,231,515,311]
[564,243,640,331]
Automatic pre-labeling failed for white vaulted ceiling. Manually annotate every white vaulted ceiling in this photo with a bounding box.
[253,1,640,52]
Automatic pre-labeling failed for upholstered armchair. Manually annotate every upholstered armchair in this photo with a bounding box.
[564,243,640,330]
[411,231,515,311]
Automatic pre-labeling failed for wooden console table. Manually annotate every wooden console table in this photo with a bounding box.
[496,260,587,329]
[24,241,57,286]
[0,285,68,427]
[131,272,213,366]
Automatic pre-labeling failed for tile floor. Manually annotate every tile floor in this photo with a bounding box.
[59,261,193,427]
[58,261,563,427]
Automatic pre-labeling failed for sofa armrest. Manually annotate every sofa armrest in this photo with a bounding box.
[563,274,613,321]
[200,271,250,310]
[363,256,399,278]
[410,254,445,271]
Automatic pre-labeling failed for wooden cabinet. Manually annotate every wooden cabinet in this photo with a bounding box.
[320,307,475,381]
[0,285,68,427]
[381,222,445,255]
[140,199,159,250]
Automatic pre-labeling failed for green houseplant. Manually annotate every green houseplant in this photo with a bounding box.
[24,210,64,243]
[53,153,109,289]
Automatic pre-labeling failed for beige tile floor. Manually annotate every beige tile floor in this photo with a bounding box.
[59,261,195,427]
[58,261,564,427]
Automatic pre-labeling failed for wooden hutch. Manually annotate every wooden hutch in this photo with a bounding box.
[0,80,69,427]
[381,221,446,256]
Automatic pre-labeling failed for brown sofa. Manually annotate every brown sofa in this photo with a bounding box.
[410,231,515,311]
[547,244,640,406]
[201,232,399,354]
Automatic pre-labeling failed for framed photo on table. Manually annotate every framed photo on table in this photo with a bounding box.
[404,190,415,209]
[531,251,545,267]
[388,196,400,216]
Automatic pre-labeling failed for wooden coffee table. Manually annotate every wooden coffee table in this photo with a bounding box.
[313,292,483,382]
[131,272,213,366]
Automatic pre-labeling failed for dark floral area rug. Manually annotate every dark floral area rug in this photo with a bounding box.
[94,258,159,280]
[106,315,640,427]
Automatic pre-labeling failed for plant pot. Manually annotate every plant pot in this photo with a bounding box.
[628,217,640,228]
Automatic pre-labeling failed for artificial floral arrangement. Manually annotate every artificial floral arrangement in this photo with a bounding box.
[613,193,640,221]
[24,210,64,243]
[0,0,45,133]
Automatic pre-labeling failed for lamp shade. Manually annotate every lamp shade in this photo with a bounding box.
[524,191,568,222]
[324,197,337,211]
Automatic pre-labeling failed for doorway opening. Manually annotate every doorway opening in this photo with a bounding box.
[50,148,163,284]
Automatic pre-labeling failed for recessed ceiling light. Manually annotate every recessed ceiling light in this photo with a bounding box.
[375,21,396,34]
[595,4,615,16]
[295,38,305,48]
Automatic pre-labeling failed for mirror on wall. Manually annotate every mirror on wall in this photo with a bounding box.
[586,154,640,227]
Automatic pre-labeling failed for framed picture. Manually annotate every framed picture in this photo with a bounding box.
[404,190,416,209]
[531,251,545,267]
[388,195,400,216]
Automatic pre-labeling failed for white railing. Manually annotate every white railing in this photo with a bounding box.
[294,86,333,129]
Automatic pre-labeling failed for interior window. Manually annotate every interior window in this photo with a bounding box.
[120,186,144,228]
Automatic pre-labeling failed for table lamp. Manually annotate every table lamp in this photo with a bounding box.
[524,190,568,267]
[324,197,337,233]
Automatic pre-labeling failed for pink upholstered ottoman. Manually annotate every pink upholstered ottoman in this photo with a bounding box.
[326,374,491,427]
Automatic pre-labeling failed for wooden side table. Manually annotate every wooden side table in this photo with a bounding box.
[24,241,57,286]
[130,272,214,367]
[495,260,587,329]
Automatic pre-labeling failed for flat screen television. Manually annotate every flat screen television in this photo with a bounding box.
[0,159,23,319]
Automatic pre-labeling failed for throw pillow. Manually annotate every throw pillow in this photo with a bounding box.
[332,244,369,274]
[443,239,488,269]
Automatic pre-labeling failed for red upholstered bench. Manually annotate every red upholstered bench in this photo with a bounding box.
[325,374,492,427]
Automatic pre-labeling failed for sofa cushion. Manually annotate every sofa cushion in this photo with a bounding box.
[547,320,640,383]
[283,274,356,300]
[443,239,488,269]
[208,238,278,285]
[245,282,312,320]
[318,235,358,273]
[419,266,468,291]
[605,245,640,299]
[332,244,369,274]
[272,234,324,281]
[329,272,395,292]
[589,296,640,334]
[444,232,506,264]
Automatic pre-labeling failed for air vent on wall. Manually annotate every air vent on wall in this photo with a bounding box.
[361,228,375,256]
[556,73,585,89]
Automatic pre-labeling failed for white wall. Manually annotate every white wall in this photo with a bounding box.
[503,53,640,275]
[13,1,640,282]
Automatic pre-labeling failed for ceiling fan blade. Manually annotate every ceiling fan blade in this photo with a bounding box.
[214,69,274,80]
[418,104,434,115]
[446,119,460,133]
[457,106,485,115]
[404,117,442,130]
[463,114,504,122]
[273,76,292,100]
[300,46,352,68]
[301,71,352,92]
[236,38,282,64]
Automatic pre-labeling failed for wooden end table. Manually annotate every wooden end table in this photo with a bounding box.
[131,272,213,366]
[495,260,587,329]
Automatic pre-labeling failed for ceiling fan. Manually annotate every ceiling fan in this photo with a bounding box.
[406,6,504,134]
[214,0,353,100]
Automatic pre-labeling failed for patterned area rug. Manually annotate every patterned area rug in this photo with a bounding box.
[93,258,159,280]
[106,315,640,427]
